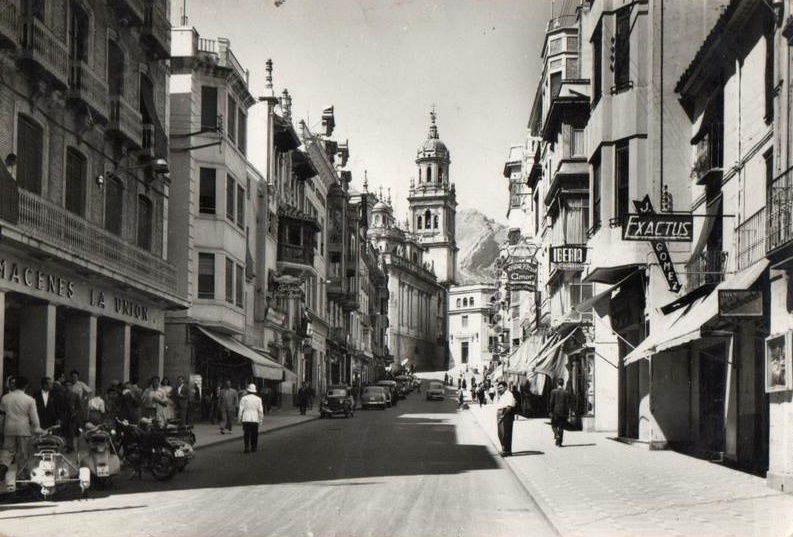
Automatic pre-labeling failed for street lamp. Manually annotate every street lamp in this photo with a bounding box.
[96,158,170,187]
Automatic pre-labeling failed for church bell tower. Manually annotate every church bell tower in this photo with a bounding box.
[408,109,458,285]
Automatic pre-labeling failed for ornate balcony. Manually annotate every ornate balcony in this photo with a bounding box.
[141,123,155,158]
[110,0,145,27]
[108,96,143,148]
[68,60,109,123]
[768,175,793,254]
[735,207,765,271]
[685,250,728,291]
[15,190,176,295]
[141,0,170,60]
[693,123,723,185]
[0,2,17,49]
[18,16,69,89]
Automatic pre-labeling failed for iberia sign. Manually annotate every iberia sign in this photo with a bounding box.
[622,213,693,242]
[550,245,587,269]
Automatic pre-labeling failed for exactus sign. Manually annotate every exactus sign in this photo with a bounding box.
[622,213,693,242]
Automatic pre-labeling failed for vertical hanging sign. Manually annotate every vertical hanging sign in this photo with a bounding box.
[631,196,682,293]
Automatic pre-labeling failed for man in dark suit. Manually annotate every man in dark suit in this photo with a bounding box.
[549,378,571,447]
[33,377,58,429]
[174,376,190,424]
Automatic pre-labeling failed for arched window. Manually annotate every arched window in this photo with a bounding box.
[16,114,43,195]
[68,1,90,62]
[418,169,422,183]
[469,297,475,306]
[439,168,444,183]
[427,167,432,183]
[424,209,431,228]
[463,298,468,307]
[456,298,461,308]
[417,215,422,229]
[375,214,381,225]
[433,214,439,228]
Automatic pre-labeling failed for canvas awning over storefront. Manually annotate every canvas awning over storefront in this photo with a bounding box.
[531,330,577,381]
[624,259,769,365]
[506,335,546,374]
[197,326,285,380]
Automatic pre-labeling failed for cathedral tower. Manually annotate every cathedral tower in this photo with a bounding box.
[408,109,458,285]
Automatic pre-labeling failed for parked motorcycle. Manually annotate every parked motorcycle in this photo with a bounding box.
[156,420,196,472]
[113,418,176,481]
[79,423,121,487]
[4,426,91,500]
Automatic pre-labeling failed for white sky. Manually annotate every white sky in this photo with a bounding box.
[175,0,553,224]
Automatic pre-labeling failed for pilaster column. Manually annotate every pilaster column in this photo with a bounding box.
[19,302,56,381]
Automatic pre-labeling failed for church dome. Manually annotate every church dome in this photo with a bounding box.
[416,110,449,160]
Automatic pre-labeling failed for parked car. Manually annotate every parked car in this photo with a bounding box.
[426,381,445,401]
[375,380,398,406]
[320,385,355,418]
[361,386,389,410]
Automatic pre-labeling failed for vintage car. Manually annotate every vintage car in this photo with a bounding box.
[425,381,445,401]
[375,380,398,406]
[361,386,389,410]
[320,385,355,418]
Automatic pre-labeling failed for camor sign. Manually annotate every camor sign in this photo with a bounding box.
[506,260,537,292]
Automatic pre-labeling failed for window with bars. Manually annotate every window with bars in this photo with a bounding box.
[615,141,629,224]
[104,176,123,236]
[614,8,631,91]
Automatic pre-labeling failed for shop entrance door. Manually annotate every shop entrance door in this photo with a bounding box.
[699,344,727,452]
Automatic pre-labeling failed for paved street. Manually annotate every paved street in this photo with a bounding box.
[1,386,792,537]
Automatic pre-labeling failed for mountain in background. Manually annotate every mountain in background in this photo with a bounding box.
[455,208,507,285]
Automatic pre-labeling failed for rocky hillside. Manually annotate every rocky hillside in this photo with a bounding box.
[455,208,507,284]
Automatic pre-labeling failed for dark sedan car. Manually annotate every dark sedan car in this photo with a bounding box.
[320,385,355,418]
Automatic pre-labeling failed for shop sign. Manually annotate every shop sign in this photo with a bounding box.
[549,245,587,270]
[718,289,763,318]
[505,260,537,292]
[622,208,693,242]
[630,197,682,293]
[274,282,303,298]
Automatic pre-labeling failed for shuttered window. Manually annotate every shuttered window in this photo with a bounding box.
[16,115,43,195]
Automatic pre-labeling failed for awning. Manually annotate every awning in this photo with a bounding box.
[575,268,643,314]
[196,326,284,380]
[505,335,546,374]
[583,264,644,285]
[624,259,769,365]
[530,331,576,377]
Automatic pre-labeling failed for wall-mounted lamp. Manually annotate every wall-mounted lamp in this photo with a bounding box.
[96,158,170,188]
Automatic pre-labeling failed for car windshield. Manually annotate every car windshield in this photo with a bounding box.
[429,382,443,390]
[327,389,347,397]
[363,387,383,395]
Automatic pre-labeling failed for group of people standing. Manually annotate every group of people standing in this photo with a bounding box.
[494,377,572,457]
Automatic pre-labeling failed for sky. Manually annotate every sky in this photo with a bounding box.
[176,0,553,225]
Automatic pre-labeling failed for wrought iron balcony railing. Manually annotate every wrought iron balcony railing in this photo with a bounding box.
[142,0,170,59]
[111,0,145,26]
[685,250,728,291]
[18,16,69,88]
[108,96,143,148]
[68,60,109,122]
[735,207,765,271]
[768,177,793,253]
[693,123,724,185]
[16,190,176,292]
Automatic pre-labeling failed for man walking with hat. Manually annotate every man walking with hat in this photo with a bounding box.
[238,384,264,454]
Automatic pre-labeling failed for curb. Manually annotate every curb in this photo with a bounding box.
[467,406,563,537]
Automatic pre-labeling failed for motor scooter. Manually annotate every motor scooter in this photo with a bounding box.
[114,418,176,481]
[4,426,91,500]
[158,420,195,472]
[79,423,121,487]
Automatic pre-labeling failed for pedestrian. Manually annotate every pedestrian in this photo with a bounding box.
[495,381,517,457]
[69,369,93,424]
[0,376,43,481]
[159,377,175,422]
[457,386,465,409]
[487,383,496,403]
[297,382,309,415]
[307,384,316,410]
[119,381,141,423]
[33,377,58,430]
[141,376,168,426]
[238,383,264,453]
[218,380,238,434]
[86,390,106,425]
[57,379,80,452]
[549,378,571,447]
[174,376,190,424]
[476,384,486,407]
[105,381,122,426]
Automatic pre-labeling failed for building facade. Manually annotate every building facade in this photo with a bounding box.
[0,0,182,391]
[448,283,496,381]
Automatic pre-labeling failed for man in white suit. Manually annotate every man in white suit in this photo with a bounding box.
[0,376,43,479]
